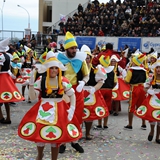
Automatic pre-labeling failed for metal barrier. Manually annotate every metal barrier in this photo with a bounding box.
[0,31,57,45]
[0,30,24,42]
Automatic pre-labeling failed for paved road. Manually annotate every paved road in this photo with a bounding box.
[0,84,159,160]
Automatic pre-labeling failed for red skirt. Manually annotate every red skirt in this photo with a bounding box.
[112,78,130,101]
[18,99,82,144]
[16,68,31,84]
[72,85,84,125]
[83,90,109,121]
[134,94,160,122]
[0,73,24,103]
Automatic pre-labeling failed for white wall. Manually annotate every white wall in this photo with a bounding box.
[52,0,89,24]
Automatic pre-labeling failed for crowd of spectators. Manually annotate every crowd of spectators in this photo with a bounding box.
[57,0,160,37]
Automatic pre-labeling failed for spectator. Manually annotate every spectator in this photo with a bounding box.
[78,4,83,13]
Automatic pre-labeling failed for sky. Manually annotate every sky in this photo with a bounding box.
[0,0,113,36]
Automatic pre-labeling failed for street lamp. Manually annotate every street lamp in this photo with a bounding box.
[17,5,30,29]
[0,0,6,39]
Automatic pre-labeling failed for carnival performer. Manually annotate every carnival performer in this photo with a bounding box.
[21,46,36,103]
[81,45,109,140]
[10,54,22,82]
[56,31,89,153]
[124,54,147,130]
[18,51,82,160]
[111,54,130,116]
[147,51,158,79]
[0,38,24,124]
[148,51,157,72]
[135,58,160,144]
[94,55,117,129]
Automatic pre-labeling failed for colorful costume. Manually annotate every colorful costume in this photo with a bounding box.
[111,55,130,101]
[18,51,82,145]
[125,55,147,113]
[56,32,89,125]
[16,46,36,85]
[135,60,160,122]
[0,39,24,103]
[99,55,118,111]
[10,54,22,83]
[83,65,109,121]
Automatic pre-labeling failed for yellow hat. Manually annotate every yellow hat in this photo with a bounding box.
[99,55,110,67]
[64,31,77,50]
[132,54,145,66]
[24,45,31,53]
[12,53,20,61]
[101,45,106,51]
[39,51,47,64]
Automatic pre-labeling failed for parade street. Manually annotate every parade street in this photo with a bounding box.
[0,84,159,160]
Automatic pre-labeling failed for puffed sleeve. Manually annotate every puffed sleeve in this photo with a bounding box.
[118,65,127,78]
[62,76,75,96]
[144,76,152,89]
[124,69,132,83]
[95,64,107,83]
[0,53,5,66]
[34,76,42,92]
[29,76,42,101]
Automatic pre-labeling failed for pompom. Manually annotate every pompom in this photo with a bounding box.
[46,88,52,95]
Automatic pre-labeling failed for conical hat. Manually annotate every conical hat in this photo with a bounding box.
[150,51,158,59]
[122,48,129,58]
[132,54,145,66]
[99,55,110,67]
[38,51,67,73]
[0,38,10,52]
[110,54,121,62]
[81,45,92,56]
[64,31,77,49]
[24,45,31,53]
[12,53,20,61]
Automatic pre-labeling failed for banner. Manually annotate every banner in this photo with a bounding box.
[76,36,96,50]
[96,37,118,50]
[141,37,160,53]
[57,36,96,50]
[118,38,141,52]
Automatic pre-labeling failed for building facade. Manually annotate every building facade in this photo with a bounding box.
[39,0,89,33]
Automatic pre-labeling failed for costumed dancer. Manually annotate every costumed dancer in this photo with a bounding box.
[56,32,89,153]
[94,55,117,129]
[124,54,147,130]
[81,45,109,140]
[21,45,36,103]
[134,59,160,144]
[0,38,24,124]
[16,44,25,62]
[10,54,22,83]
[111,54,130,116]
[125,49,141,71]
[18,51,82,160]
[147,51,157,77]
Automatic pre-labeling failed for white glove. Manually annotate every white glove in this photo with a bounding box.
[147,89,155,95]
[76,81,85,92]
[8,70,16,79]
[29,71,35,85]
[22,79,29,86]
[88,86,96,94]
[67,105,75,121]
